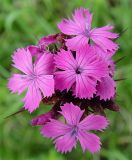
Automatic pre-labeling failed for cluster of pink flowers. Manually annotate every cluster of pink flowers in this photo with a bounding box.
[8,8,120,154]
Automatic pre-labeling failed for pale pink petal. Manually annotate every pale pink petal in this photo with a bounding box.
[34,52,54,75]
[37,75,54,97]
[79,114,109,131]
[31,111,53,126]
[23,84,42,113]
[60,103,84,125]
[12,48,33,74]
[96,76,116,100]
[66,35,88,51]
[41,119,71,139]
[8,74,28,94]
[78,131,101,153]
[54,133,76,153]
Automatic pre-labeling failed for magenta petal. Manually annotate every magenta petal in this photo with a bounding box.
[27,45,40,56]
[96,76,116,100]
[78,131,101,153]
[74,45,108,98]
[54,49,77,70]
[77,45,108,79]
[75,74,96,98]
[55,133,76,153]
[54,49,76,91]
[41,119,71,139]
[60,103,84,125]
[79,114,109,131]
[55,71,75,91]
[12,48,33,75]
[38,34,57,47]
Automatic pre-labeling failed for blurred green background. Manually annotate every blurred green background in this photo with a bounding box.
[0,0,132,160]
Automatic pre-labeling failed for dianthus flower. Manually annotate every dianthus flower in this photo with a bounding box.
[8,48,54,112]
[58,8,119,52]
[55,45,108,99]
[41,103,109,153]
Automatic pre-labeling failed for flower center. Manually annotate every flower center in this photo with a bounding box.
[75,67,82,74]
[71,126,78,136]
[29,73,38,81]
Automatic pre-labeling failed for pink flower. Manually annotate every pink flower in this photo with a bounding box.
[31,111,53,126]
[54,45,108,99]
[58,8,119,52]
[8,48,54,112]
[41,103,109,153]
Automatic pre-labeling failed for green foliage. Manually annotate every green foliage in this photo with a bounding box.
[0,0,132,159]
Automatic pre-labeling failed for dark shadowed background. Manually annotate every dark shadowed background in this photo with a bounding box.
[0,0,132,159]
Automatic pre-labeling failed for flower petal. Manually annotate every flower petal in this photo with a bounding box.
[55,71,75,91]
[54,133,77,153]
[54,49,77,70]
[60,103,84,125]
[23,84,42,112]
[78,131,101,153]
[12,48,33,75]
[73,8,92,32]
[8,74,28,94]
[96,76,116,100]
[75,74,96,98]
[54,50,76,91]
[90,27,119,52]
[66,35,88,51]
[79,114,109,131]
[90,25,119,39]
[41,119,71,139]
[34,52,54,75]
[58,8,92,35]
[37,75,54,97]
[27,45,40,56]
